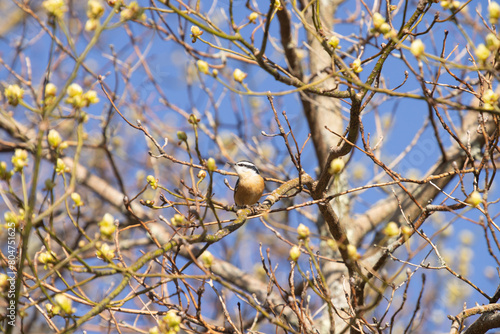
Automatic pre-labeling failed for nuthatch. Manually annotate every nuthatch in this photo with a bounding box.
[228,160,265,206]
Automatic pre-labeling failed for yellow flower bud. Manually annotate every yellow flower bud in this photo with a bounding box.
[206,158,216,172]
[0,161,12,181]
[190,25,203,37]
[249,12,259,23]
[196,60,209,74]
[54,294,75,315]
[465,190,482,207]
[190,25,203,42]
[372,12,385,30]
[55,158,66,174]
[328,158,345,174]
[486,33,500,51]
[45,303,61,317]
[289,245,301,261]
[383,28,397,40]
[47,129,62,149]
[346,244,360,260]
[0,274,8,291]
[71,192,84,207]
[401,226,413,240]
[99,213,116,238]
[149,326,160,334]
[188,114,200,124]
[379,22,391,35]
[4,211,19,227]
[475,44,491,62]
[327,36,340,49]
[233,68,247,83]
[327,239,338,251]
[162,310,182,333]
[85,19,98,31]
[38,250,57,264]
[146,175,158,189]
[441,0,460,10]
[383,222,400,237]
[67,83,83,97]
[45,83,57,97]
[170,214,185,226]
[410,39,425,58]
[200,251,214,268]
[297,223,310,239]
[177,131,187,141]
[490,1,500,23]
[197,170,206,179]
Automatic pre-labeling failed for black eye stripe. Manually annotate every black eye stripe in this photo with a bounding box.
[236,161,260,174]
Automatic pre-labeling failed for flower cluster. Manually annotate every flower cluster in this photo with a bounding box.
[96,243,115,261]
[350,59,363,73]
[65,83,99,108]
[371,12,394,38]
[120,1,145,21]
[4,211,20,229]
[55,158,69,175]
[12,149,28,172]
[170,214,186,226]
[482,89,499,110]
[46,294,76,317]
[150,310,182,334]
[42,0,67,19]
[99,213,116,239]
[85,0,105,31]
[38,250,57,269]
[440,0,461,10]
[4,84,24,106]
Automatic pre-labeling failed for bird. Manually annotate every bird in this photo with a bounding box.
[228,160,265,207]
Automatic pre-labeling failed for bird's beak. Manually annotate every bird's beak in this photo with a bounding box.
[226,162,235,168]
